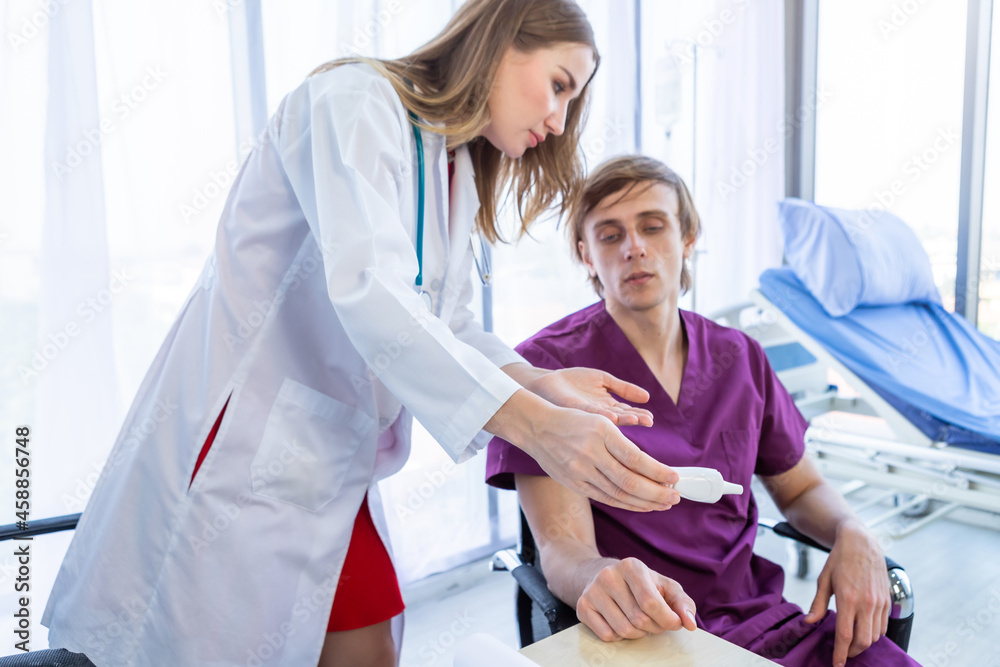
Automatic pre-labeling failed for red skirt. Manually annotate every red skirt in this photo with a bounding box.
[189,397,405,633]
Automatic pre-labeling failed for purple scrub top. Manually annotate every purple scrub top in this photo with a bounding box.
[486,301,809,643]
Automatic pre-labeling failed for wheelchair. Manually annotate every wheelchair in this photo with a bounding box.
[491,509,915,652]
[0,515,96,667]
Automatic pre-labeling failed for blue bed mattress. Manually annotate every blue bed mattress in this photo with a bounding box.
[759,268,1000,452]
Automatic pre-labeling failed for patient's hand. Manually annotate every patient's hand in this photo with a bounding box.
[526,368,655,427]
[577,557,697,641]
[804,521,890,666]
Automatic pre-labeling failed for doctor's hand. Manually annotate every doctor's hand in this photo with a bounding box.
[804,521,890,667]
[525,367,655,427]
[577,557,697,641]
[485,389,680,511]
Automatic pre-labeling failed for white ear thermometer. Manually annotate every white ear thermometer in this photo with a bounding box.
[670,467,743,503]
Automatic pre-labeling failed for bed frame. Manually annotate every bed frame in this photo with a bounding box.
[711,292,1000,535]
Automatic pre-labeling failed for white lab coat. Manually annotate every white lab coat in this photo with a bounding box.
[40,63,525,666]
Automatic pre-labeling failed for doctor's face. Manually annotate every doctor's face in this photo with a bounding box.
[481,43,596,159]
[579,182,696,314]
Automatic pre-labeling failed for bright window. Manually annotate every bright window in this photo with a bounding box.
[814,0,968,310]
[979,1,1000,338]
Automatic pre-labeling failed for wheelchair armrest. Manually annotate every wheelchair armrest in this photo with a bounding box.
[492,549,576,630]
[0,648,96,665]
[764,519,830,553]
[0,513,81,541]
[761,519,915,652]
[765,520,907,572]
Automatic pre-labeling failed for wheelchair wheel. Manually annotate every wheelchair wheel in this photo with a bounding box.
[896,493,932,518]
[791,541,810,579]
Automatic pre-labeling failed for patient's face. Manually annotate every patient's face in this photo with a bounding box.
[579,182,694,313]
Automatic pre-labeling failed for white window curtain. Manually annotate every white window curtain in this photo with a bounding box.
[814,0,968,312]
[2,0,236,651]
[689,0,787,317]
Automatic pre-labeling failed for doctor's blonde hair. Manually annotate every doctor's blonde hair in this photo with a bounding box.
[310,0,599,244]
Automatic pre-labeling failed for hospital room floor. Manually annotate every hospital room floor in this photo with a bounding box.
[398,477,1000,667]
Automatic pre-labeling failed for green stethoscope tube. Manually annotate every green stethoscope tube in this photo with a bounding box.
[407,109,490,313]
[408,111,428,302]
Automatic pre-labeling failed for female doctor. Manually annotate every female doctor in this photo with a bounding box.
[41,1,681,665]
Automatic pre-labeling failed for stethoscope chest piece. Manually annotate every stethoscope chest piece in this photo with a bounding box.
[419,289,433,311]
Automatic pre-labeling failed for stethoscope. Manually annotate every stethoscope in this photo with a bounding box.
[408,110,491,312]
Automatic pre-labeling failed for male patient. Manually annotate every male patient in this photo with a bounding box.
[485,156,920,667]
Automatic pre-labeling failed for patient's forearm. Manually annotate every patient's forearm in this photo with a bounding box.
[539,539,619,607]
[766,456,873,550]
[780,481,866,549]
[515,473,619,608]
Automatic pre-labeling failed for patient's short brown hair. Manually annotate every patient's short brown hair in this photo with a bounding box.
[568,155,701,296]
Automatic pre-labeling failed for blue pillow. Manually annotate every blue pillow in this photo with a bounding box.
[778,198,942,317]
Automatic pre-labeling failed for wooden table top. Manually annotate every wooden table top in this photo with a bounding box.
[519,624,780,666]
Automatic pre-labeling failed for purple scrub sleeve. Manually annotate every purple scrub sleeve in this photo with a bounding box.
[485,302,920,667]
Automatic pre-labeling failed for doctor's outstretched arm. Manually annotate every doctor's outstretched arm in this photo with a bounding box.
[500,363,655,427]
[484,386,679,511]
[450,278,674,509]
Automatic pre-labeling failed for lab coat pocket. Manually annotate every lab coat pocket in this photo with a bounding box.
[251,378,375,512]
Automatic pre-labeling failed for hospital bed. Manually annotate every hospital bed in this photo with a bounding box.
[709,198,1000,535]
[698,204,1000,586]
[710,268,1000,522]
